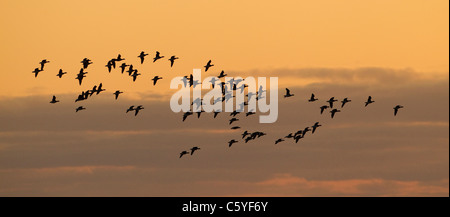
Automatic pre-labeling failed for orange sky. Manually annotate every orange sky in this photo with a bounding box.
[0,0,448,97]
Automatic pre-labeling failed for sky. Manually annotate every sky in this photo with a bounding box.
[0,0,448,196]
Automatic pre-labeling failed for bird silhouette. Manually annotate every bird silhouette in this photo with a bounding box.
[126,64,135,76]
[113,90,123,100]
[105,60,114,73]
[56,69,67,78]
[114,54,125,62]
[393,105,404,116]
[275,138,285,144]
[50,95,59,104]
[231,126,241,130]
[39,59,50,70]
[308,93,318,102]
[179,151,189,158]
[284,88,294,98]
[76,106,86,112]
[228,139,238,147]
[285,133,294,139]
[32,68,42,77]
[138,51,148,64]
[96,83,105,95]
[190,146,201,155]
[76,73,86,86]
[153,51,164,62]
[365,96,375,107]
[134,105,144,116]
[204,60,214,72]
[320,105,329,114]
[312,122,322,134]
[230,110,240,117]
[229,118,239,125]
[217,70,227,78]
[119,63,130,74]
[294,134,303,143]
[242,131,250,139]
[327,97,338,108]
[246,111,256,117]
[126,106,135,113]
[330,109,341,118]
[81,58,93,69]
[131,70,141,82]
[341,98,351,108]
[182,111,193,122]
[152,76,163,85]
[169,56,179,67]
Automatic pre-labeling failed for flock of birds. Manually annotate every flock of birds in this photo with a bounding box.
[33,52,404,158]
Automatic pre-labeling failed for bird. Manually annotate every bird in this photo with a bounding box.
[393,105,404,116]
[153,51,164,62]
[76,73,86,86]
[169,56,178,67]
[126,106,135,113]
[105,60,114,73]
[230,110,240,117]
[228,139,238,147]
[190,147,201,155]
[320,105,329,114]
[131,70,141,82]
[231,126,241,130]
[327,97,338,108]
[365,96,375,107]
[302,127,311,137]
[32,68,42,77]
[179,151,189,158]
[213,111,220,118]
[311,122,322,134]
[114,54,125,62]
[39,59,50,70]
[294,134,303,143]
[308,93,318,102]
[126,64,135,76]
[134,105,144,116]
[217,70,227,78]
[242,131,250,139]
[330,109,341,118]
[119,63,130,74]
[113,90,123,100]
[50,95,59,104]
[341,98,351,108]
[138,51,148,64]
[96,83,105,95]
[182,111,193,122]
[229,118,239,125]
[204,60,214,72]
[285,133,294,139]
[246,111,256,117]
[152,76,163,85]
[275,138,285,144]
[284,88,294,98]
[56,69,67,78]
[81,58,93,69]
[76,106,86,112]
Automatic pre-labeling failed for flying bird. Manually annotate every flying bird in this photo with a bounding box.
[284,88,294,98]
[169,56,179,67]
[96,83,105,95]
[228,139,238,147]
[204,60,214,72]
[81,58,93,69]
[330,109,341,118]
[365,96,375,107]
[153,51,164,62]
[275,138,285,144]
[134,105,144,116]
[231,126,241,130]
[76,106,86,112]
[242,131,250,139]
[113,90,123,100]
[50,95,59,104]
[106,60,114,73]
[126,106,135,113]
[182,111,193,122]
[39,59,50,70]
[308,93,318,102]
[320,105,329,114]
[56,69,67,78]
[190,147,201,155]
[213,111,220,118]
[114,54,125,62]
[138,51,148,64]
[179,151,189,158]
[217,70,227,78]
[32,68,42,77]
[312,122,322,134]
[152,76,163,85]
[229,118,239,125]
[341,98,351,108]
[131,70,141,82]
[327,97,338,108]
[119,63,130,74]
[393,105,404,116]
